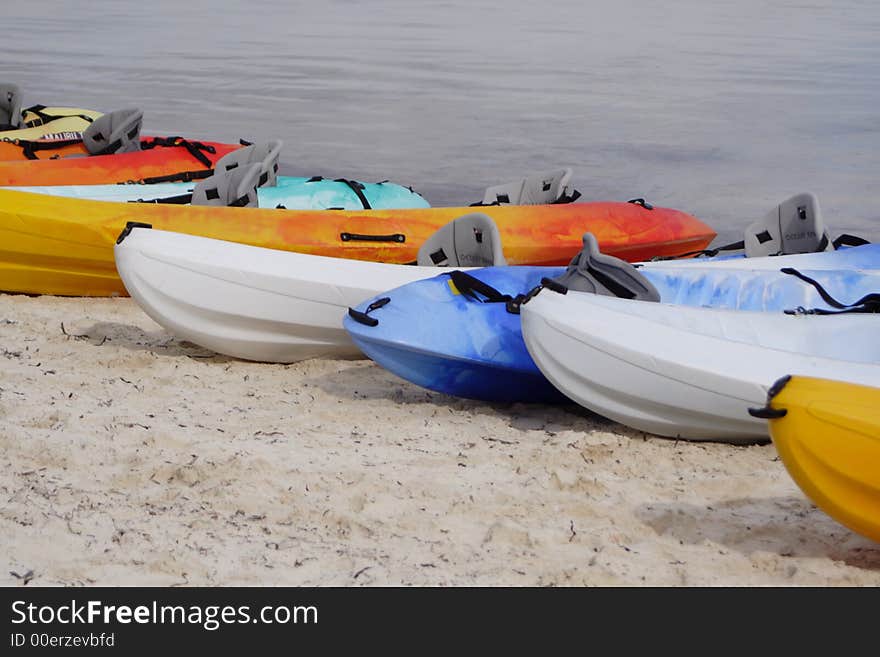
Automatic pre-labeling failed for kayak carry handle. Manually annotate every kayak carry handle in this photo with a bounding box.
[340,232,405,243]
[347,297,391,327]
[747,405,787,420]
[627,198,654,210]
[116,221,153,244]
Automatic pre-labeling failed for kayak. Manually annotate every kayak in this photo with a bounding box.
[0,106,103,158]
[9,176,430,211]
[0,137,242,186]
[115,226,449,361]
[644,243,880,271]
[519,292,880,442]
[343,243,880,404]
[750,376,880,542]
[0,189,714,296]
[346,266,568,403]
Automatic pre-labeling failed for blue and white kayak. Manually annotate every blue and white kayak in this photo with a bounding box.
[9,175,430,210]
[344,245,880,403]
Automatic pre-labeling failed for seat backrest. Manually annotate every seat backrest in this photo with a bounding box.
[0,83,22,129]
[191,162,261,208]
[479,167,576,205]
[213,139,283,187]
[480,178,525,206]
[744,192,832,257]
[519,168,575,204]
[416,212,507,267]
[82,108,143,155]
[549,232,660,301]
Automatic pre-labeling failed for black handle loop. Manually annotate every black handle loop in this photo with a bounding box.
[340,232,405,243]
[347,297,391,327]
[627,198,654,210]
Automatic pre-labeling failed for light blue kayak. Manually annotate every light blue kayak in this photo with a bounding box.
[344,244,880,403]
[10,175,430,210]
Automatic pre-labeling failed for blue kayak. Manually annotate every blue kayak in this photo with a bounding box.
[10,175,430,210]
[344,244,880,403]
[346,266,565,403]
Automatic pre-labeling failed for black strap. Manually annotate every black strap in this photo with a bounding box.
[833,233,871,249]
[553,189,582,204]
[649,240,746,262]
[229,192,252,207]
[347,297,391,327]
[654,232,871,263]
[334,178,372,210]
[15,137,84,160]
[781,267,880,315]
[447,270,512,303]
[446,271,558,315]
[340,232,405,243]
[130,193,193,205]
[20,104,95,128]
[138,168,215,184]
[584,265,638,299]
[140,136,215,167]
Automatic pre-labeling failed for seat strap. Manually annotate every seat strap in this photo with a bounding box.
[781,267,880,315]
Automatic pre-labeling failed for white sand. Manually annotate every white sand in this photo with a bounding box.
[1,292,879,587]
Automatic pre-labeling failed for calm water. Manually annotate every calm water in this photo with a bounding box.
[3,0,880,242]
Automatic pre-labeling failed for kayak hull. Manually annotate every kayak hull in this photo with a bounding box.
[345,267,568,403]
[520,292,880,442]
[0,189,715,296]
[9,176,431,211]
[113,227,446,362]
[0,139,241,186]
[761,376,880,542]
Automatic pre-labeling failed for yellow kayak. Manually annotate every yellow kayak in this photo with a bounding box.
[0,187,715,297]
[751,375,880,542]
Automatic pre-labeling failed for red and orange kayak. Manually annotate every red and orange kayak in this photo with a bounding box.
[0,188,716,296]
[0,137,242,185]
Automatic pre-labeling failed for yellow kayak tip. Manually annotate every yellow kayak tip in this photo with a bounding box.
[749,375,880,543]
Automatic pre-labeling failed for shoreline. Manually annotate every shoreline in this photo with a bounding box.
[2,293,878,586]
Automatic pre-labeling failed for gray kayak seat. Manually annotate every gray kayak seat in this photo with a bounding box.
[0,83,22,129]
[82,108,143,155]
[213,139,283,187]
[744,192,832,257]
[191,161,261,208]
[417,212,508,267]
[479,167,576,205]
[549,232,660,301]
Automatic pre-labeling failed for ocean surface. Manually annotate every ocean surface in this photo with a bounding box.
[4,0,880,242]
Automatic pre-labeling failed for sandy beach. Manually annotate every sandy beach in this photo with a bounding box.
[1,291,878,587]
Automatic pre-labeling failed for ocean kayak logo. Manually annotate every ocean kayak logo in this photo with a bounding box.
[784,230,817,241]
[36,131,82,142]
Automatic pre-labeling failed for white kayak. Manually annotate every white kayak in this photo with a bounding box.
[520,291,880,443]
[114,226,453,362]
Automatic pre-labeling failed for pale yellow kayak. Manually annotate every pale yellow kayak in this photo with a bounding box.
[0,106,102,141]
[0,107,103,160]
[751,375,880,542]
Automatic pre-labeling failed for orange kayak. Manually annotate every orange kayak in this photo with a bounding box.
[0,137,243,185]
[0,188,716,297]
